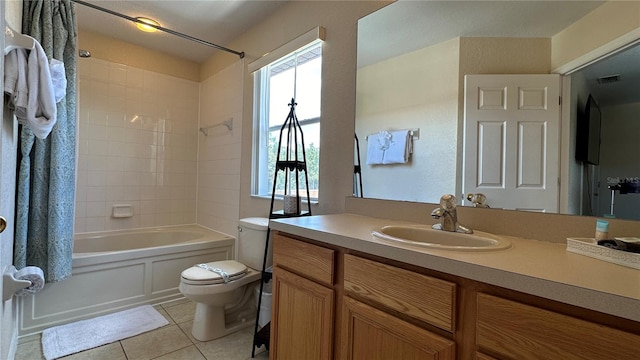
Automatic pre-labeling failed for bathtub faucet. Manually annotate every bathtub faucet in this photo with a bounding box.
[431,194,473,234]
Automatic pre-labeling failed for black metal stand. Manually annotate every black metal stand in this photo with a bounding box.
[354,133,363,197]
[251,98,312,358]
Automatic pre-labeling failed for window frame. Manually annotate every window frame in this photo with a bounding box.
[250,32,324,201]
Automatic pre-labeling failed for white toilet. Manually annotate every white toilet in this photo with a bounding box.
[179,217,270,341]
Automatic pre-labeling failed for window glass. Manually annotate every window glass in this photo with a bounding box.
[253,40,322,199]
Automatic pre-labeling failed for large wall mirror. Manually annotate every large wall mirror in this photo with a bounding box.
[355,0,640,221]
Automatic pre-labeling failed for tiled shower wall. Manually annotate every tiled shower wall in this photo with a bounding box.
[196,61,243,237]
[75,58,199,233]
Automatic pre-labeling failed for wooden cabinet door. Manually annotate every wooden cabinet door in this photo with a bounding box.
[270,266,334,360]
[341,296,455,360]
[477,293,640,360]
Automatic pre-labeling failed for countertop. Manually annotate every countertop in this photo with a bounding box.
[269,213,640,322]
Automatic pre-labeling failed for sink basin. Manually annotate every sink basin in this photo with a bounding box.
[371,225,511,251]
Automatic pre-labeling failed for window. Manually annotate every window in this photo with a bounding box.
[252,38,322,200]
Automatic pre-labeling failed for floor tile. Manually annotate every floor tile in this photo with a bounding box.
[247,350,269,360]
[196,330,254,360]
[152,345,205,360]
[154,307,176,325]
[163,301,196,324]
[60,342,127,360]
[15,339,44,360]
[176,320,199,343]
[121,324,192,360]
[245,328,268,359]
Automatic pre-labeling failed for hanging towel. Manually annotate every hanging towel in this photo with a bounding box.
[49,58,67,103]
[4,47,29,113]
[366,130,392,165]
[4,39,57,139]
[382,130,412,164]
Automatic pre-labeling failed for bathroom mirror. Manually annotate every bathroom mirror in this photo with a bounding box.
[355,0,640,220]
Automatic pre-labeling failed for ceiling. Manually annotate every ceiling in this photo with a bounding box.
[75,1,639,107]
[358,0,640,107]
[357,0,605,68]
[75,0,288,63]
[575,43,640,107]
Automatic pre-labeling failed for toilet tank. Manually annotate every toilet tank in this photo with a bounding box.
[238,217,270,271]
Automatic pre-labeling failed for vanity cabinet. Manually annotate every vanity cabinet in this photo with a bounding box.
[341,296,454,359]
[270,231,640,360]
[476,293,640,360]
[343,254,455,332]
[342,254,455,359]
[270,233,336,360]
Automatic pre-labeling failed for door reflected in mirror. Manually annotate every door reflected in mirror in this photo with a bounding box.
[355,1,640,221]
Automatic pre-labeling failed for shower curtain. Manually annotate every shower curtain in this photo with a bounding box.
[14,0,77,283]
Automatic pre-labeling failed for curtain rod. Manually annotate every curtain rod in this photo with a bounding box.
[72,0,245,59]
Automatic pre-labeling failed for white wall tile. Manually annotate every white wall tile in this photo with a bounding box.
[75,58,200,233]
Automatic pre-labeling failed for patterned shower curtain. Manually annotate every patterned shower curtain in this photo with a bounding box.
[14,0,77,283]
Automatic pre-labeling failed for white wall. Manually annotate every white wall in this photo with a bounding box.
[75,58,199,233]
[197,1,391,218]
[356,38,459,202]
[197,60,244,236]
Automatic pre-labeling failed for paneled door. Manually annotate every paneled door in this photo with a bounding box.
[463,74,561,212]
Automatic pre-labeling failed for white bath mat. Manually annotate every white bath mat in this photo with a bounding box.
[41,305,169,360]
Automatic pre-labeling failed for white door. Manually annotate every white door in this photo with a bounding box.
[1,3,20,359]
[463,74,561,212]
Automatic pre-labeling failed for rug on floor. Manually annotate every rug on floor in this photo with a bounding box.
[41,305,169,360]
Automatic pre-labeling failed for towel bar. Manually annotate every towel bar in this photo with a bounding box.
[200,118,233,136]
[364,128,419,141]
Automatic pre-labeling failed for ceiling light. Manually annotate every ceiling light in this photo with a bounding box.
[135,17,160,33]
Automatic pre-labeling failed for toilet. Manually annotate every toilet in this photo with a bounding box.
[179,217,270,341]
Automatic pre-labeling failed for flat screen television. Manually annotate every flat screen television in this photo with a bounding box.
[575,94,601,165]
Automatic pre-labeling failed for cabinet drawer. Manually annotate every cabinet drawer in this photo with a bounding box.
[273,233,335,286]
[344,254,456,332]
[342,296,455,360]
[477,293,640,360]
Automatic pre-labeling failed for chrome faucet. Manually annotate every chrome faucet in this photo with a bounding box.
[431,194,473,234]
[466,193,489,208]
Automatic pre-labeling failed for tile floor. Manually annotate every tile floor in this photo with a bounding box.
[15,298,269,360]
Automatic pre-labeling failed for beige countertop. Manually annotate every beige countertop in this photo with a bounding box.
[270,213,640,322]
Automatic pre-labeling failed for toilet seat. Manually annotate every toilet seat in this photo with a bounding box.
[181,260,248,285]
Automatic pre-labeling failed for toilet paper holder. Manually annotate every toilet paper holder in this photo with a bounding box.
[3,266,35,302]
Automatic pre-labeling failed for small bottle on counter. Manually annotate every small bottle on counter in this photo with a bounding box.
[595,219,609,241]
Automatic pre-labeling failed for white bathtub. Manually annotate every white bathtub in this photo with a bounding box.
[19,225,235,336]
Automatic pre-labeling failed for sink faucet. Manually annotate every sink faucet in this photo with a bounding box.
[466,193,489,208]
[431,194,473,234]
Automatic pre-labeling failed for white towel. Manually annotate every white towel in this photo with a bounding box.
[49,58,67,103]
[14,266,45,296]
[382,130,411,164]
[366,131,392,165]
[4,47,29,113]
[4,38,57,139]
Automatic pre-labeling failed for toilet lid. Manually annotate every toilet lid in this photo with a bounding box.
[181,260,247,285]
